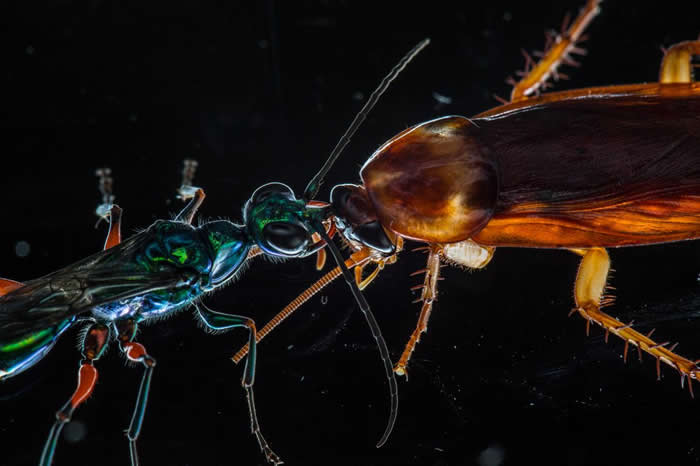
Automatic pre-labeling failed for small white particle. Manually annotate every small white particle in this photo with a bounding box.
[432,92,453,104]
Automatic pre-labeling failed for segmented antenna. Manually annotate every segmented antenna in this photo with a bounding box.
[177,159,200,200]
[95,167,115,225]
[303,38,430,201]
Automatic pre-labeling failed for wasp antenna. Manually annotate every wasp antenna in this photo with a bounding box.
[303,38,430,201]
[313,222,399,448]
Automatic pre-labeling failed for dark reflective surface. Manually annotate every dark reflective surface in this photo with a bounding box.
[2,1,700,465]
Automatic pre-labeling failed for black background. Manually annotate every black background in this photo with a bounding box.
[2,1,700,465]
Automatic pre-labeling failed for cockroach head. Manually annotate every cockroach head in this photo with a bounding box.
[330,183,395,254]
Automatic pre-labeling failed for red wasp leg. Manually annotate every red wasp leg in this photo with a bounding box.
[0,278,24,296]
[571,248,700,394]
[103,205,123,250]
[39,323,109,466]
[394,245,442,377]
[660,40,700,83]
[174,188,205,225]
[509,0,600,102]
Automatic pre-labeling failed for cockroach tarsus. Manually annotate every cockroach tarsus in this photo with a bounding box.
[233,0,700,425]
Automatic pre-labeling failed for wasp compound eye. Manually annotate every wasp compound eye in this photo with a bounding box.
[262,221,309,256]
[250,182,295,206]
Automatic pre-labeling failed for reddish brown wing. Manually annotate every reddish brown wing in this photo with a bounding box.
[472,89,700,248]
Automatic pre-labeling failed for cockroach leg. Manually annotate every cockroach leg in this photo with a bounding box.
[571,248,700,393]
[509,0,601,102]
[311,232,327,270]
[394,245,442,377]
[103,204,123,250]
[173,188,205,225]
[231,248,375,365]
[660,40,700,83]
[196,303,282,465]
[39,323,109,466]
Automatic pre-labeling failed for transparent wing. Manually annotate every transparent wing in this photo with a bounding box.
[0,230,195,341]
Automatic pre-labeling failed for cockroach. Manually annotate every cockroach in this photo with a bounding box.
[232,0,700,427]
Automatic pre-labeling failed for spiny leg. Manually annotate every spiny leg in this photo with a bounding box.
[114,318,156,466]
[570,248,700,395]
[197,303,282,465]
[394,245,442,377]
[660,40,700,83]
[508,0,600,102]
[40,323,109,466]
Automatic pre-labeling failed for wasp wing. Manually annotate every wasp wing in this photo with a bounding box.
[0,228,195,341]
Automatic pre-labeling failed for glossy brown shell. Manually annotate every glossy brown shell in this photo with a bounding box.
[471,84,700,248]
[360,116,499,243]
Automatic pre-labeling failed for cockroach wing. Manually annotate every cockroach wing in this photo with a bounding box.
[472,93,700,248]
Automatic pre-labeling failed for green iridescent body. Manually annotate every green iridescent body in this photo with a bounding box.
[0,219,250,378]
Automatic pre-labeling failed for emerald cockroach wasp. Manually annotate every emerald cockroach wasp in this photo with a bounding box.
[0,36,431,464]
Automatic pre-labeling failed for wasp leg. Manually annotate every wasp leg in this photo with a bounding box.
[0,278,24,296]
[112,318,155,466]
[196,303,282,465]
[394,245,442,378]
[231,248,376,364]
[174,188,205,225]
[509,0,600,102]
[571,248,700,395]
[103,204,123,250]
[39,323,109,466]
[660,40,700,83]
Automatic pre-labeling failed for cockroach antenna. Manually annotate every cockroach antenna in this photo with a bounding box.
[303,38,430,201]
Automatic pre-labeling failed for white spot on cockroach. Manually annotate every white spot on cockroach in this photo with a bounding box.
[25,45,35,55]
[14,240,30,257]
[300,376,304,382]
[503,11,512,21]
[287,344,294,350]
[434,447,444,452]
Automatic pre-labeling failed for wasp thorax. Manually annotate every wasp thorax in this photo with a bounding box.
[360,115,499,243]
